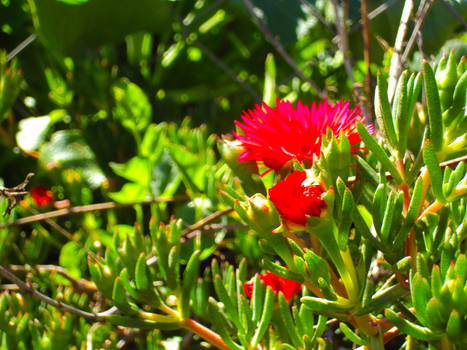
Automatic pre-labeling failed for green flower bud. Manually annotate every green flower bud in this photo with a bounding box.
[245,193,280,236]
[218,136,258,175]
[218,135,265,195]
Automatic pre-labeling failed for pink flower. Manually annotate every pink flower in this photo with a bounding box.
[234,99,371,171]
[244,271,302,301]
[268,171,325,227]
[31,186,53,206]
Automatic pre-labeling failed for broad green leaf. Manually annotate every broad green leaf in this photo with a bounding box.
[112,79,151,133]
[109,183,148,203]
[59,241,86,278]
[39,130,105,188]
[110,156,152,187]
[16,110,66,152]
[29,0,171,54]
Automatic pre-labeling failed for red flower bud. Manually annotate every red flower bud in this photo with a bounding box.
[268,170,325,228]
[31,186,54,206]
[244,271,302,301]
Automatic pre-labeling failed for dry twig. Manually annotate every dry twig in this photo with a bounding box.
[387,0,414,102]
[242,0,326,99]
[0,265,104,322]
[0,195,188,229]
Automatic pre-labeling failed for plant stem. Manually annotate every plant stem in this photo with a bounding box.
[181,318,232,350]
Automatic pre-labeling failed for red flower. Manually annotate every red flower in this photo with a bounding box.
[31,186,54,206]
[268,171,325,226]
[244,271,302,301]
[234,99,371,171]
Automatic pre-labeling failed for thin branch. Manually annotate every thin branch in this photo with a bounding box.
[173,8,261,101]
[440,0,467,30]
[347,0,400,34]
[242,0,326,99]
[0,196,188,229]
[0,265,105,322]
[26,206,98,260]
[299,0,336,35]
[7,34,38,62]
[361,0,374,122]
[388,0,414,102]
[9,264,97,293]
[191,39,261,101]
[401,0,435,64]
[330,0,367,115]
[181,207,234,236]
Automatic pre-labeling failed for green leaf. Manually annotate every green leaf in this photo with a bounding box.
[446,310,462,340]
[110,156,152,187]
[375,71,397,147]
[425,298,446,331]
[262,259,304,284]
[393,71,410,158]
[59,241,86,279]
[423,61,444,152]
[109,182,148,203]
[385,309,441,341]
[16,110,66,152]
[356,284,408,316]
[135,253,150,291]
[112,277,135,314]
[422,140,446,203]
[263,53,276,106]
[30,0,171,54]
[251,287,274,348]
[357,123,402,184]
[167,245,181,291]
[278,293,302,347]
[410,275,431,327]
[112,79,151,133]
[251,274,265,323]
[181,250,201,318]
[380,191,397,242]
[208,299,243,350]
[339,322,369,346]
[39,130,106,188]
[303,249,330,285]
[301,296,354,313]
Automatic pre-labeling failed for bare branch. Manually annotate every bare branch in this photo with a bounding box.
[401,0,435,65]
[242,0,327,99]
[181,207,234,236]
[440,0,467,30]
[0,195,189,229]
[388,0,414,102]
[9,264,97,293]
[0,265,104,322]
[361,0,375,122]
[330,0,367,115]
[191,39,261,101]
[299,0,336,35]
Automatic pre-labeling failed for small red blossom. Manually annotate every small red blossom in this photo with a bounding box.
[234,99,372,171]
[268,171,325,226]
[31,186,54,206]
[244,271,302,301]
